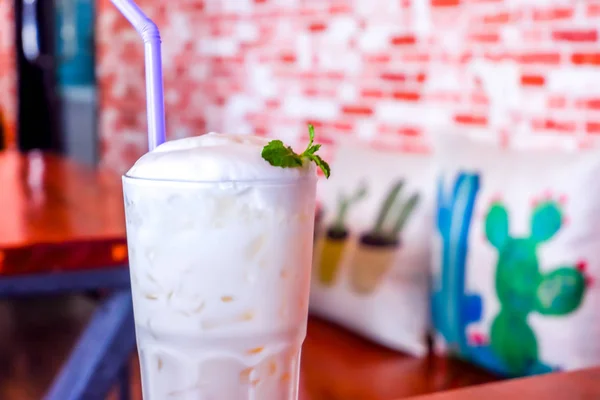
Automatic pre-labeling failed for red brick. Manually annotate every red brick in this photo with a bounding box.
[265,99,280,109]
[532,119,576,133]
[255,0,268,3]
[330,4,352,13]
[305,120,325,129]
[454,114,488,126]
[586,122,600,134]
[459,52,474,64]
[588,3,600,17]
[331,121,354,131]
[519,52,561,65]
[392,91,421,102]
[342,106,374,116]
[520,74,546,87]
[552,30,598,42]
[484,52,514,62]
[586,99,600,110]
[326,71,345,80]
[429,91,462,103]
[319,136,335,146]
[547,96,567,109]
[432,0,460,6]
[298,72,318,79]
[400,141,431,154]
[471,92,489,105]
[377,125,396,134]
[254,127,267,136]
[522,30,545,43]
[309,22,327,32]
[304,88,319,96]
[532,7,574,21]
[397,127,421,136]
[255,10,282,19]
[391,35,417,45]
[280,54,296,63]
[577,98,600,110]
[482,12,514,24]
[364,54,391,63]
[381,72,407,82]
[402,53,430,63]
[572,53,600,65]
[469,32,500,43]
[361,89,385,98]
[416,73,427,83]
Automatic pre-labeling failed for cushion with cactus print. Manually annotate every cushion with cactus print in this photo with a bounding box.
[431,133,599,377]
[310,139,434,356]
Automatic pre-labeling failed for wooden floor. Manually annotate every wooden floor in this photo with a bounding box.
[0,295,499,400]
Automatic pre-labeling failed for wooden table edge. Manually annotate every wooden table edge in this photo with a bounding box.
[405,367,600,399]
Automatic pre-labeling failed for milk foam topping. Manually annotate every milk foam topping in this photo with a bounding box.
[126,133,315,182]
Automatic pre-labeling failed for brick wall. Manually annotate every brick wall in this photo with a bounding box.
[98,0,600,173]
[0,1,16,148]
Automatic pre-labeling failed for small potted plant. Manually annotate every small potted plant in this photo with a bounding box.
[316,183,367,286]
[349,180,420,294]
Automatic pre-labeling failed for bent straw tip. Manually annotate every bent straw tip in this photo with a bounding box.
[140,23,161,43]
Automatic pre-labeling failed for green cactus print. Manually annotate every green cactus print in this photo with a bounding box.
[485,198,588,375]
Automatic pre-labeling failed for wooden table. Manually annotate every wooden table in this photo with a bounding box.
[409,367,600,399]
[0,306,499,400]
[0,150,127,276]
[300,318,498,399]
[0,150,134,399]
[0,150,504,399]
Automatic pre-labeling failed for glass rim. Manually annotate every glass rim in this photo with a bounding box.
[122,173,317,186]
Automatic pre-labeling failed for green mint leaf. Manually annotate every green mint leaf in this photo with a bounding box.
[307,154,331,178]
[261,140,303,168]
[261,125,331,179]
[304,144,321,155]
[307,124,315,148]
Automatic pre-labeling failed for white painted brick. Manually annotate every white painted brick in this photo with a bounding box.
[338,83,358,102]
[236,22,259,42]
[318,51,362,75]
[547,67,600,96]
[223,0,253,13]
[165,89,180,105]
[412,0,432,35]
[283,96,339,120]
[296,33,313,70]
[356,120,377,140]
[250,65,277,98]
[327,16,358,43]
[197,38,240,57]
[376,102,450,127]
[424,67,463,91]
[357,26,393,53]
[225,94,261,118]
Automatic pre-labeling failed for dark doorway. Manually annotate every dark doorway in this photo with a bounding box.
[14,0,63,153]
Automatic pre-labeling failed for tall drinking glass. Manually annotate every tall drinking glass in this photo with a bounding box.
[123,173,316,399]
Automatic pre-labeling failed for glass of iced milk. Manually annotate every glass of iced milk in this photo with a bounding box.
[123,133,318,399]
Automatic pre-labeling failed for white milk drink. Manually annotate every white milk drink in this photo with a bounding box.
[122,133,317,399]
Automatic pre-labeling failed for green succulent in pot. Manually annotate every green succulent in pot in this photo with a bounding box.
[316,183,367,286]
[349,180,420,294]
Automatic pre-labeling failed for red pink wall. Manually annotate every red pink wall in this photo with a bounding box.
[99,0,600,171]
